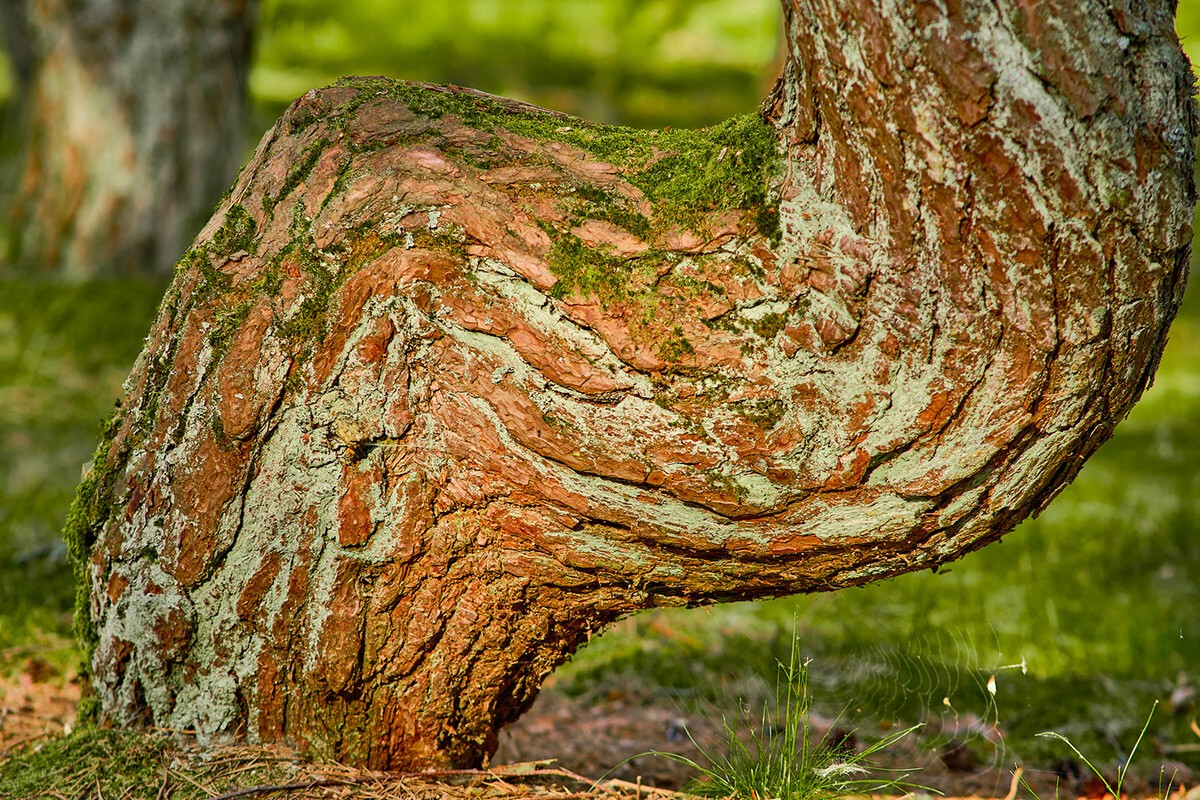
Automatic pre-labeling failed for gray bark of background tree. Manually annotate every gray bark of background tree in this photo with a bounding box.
[68,0,1193,772]
[0,0,256,277]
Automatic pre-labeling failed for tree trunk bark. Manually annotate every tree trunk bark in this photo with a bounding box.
[70,0,1193,770]
[0,0,34,93]
[2,0,256,277]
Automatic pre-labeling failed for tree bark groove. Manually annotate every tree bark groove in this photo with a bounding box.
[71,0,1193,770]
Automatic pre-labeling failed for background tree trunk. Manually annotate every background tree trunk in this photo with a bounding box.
[0,1,34,93]
[70,0,1193,770]
[2,0,256,277]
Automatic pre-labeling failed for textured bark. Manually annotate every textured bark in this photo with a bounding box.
[73,0,1193,771]
[3,0,256,277]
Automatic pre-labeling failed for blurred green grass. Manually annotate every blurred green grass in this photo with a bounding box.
[250,0,780,129]
[0,0,1197,776]
[0,278,169,670]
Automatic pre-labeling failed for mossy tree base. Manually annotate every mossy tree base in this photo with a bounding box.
[73,0,1193,771]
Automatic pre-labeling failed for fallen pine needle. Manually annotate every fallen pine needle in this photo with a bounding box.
[597,778,682,798]
[1004,766,1024,800]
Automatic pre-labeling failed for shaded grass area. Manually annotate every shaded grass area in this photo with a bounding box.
[642,639,926,800]
[252,0,780,130]
[0,277,169,673]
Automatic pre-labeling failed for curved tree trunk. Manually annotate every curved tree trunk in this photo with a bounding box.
[2,0,256,277]
[70,0,1193,770]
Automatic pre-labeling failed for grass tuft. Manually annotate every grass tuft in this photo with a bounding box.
[626,635,925,800]
[1032,701,1173,800]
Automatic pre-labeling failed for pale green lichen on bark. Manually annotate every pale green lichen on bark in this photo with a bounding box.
[64,201,264,703]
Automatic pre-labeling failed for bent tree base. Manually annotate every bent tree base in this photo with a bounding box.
[68,0,1193,770]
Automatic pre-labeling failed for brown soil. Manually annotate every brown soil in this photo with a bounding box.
[0,659,77,758]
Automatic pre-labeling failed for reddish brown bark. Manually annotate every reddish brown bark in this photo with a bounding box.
[72,0,1193,770]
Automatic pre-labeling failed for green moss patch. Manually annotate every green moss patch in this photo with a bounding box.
[567,184,653,240]
[61,407,125,679]
[0,729,170,799]
[546,234,633,305]
[269,237,339,353]
[750,312,785,339]
[210,204,258,258]
[656,326,696,361]
[0,729,336,800]
[276,137,329,209]
[206,297,255,362]
[735,397,786,429]
[329,77,782,229]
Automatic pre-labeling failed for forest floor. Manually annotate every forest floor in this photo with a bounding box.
[2,656,1197,800]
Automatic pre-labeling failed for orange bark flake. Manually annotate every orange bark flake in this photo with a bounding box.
[215,303,276,440]
[337,460,382,548]
[106,573,128,604]
[169,436,248,587]
[237,551,283,621]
